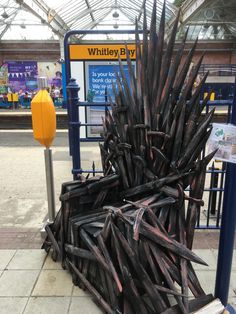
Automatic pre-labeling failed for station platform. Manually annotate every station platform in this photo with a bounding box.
[0,129,235,313]
[0,109,68,129]
[0,108,232,130]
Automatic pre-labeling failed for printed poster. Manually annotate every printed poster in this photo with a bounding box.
[86,63,132,136]
[88,64,131,102]
[37,62,62,88]
[207,123,236,163]
[0,63,8,93]
[7,61,38,92]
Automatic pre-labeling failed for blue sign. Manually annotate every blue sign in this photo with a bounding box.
[88,64,132,104]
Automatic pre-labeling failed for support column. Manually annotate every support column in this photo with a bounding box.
[215,77,236,305]
[66,78,81,179]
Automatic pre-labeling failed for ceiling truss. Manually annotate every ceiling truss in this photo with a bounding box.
[0,0,235,41]
[14,0,70,37]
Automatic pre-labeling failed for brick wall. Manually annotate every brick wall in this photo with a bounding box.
[0,40,235,65]
[176,41,236,65]
[0,41,60,64]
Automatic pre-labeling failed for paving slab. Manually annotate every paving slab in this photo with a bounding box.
[69,297,103,314]
[195,270,216,295]
[0,270,39,296]
[42,255,63,270]
[32,270,73,297]
[24,297,71,314]
[0,250,16,270]
[0,297,28,314]
[72,285,90,297]
[193,249,217,270]
[212,249,236,271]
[7,249,46,270]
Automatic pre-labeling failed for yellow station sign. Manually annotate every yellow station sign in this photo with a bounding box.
[69,44,136,60]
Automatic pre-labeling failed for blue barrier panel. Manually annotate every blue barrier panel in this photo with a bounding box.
[215,77,236,306]
[61,61,67,105]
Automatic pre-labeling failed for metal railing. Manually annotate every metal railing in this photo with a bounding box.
[199,64,236,76]
[195,98,233,229]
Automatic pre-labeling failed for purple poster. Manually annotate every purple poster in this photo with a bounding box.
[8,61,38,92]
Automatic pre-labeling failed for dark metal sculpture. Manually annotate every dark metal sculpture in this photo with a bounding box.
[43,1,216,312]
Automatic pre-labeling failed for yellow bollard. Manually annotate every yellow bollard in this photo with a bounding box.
[31,77,56,223]
[31,78,56,147]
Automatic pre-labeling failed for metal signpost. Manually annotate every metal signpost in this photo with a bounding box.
[44,147,56,223]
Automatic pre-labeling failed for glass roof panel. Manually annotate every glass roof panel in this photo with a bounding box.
[0,0,177,39]
[176,0,236,40]
[2,25,58,40]
[60,4,89,21]
[0,0,235,41]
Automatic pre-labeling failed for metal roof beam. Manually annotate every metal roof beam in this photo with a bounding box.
[66,8,93,24]
[67,6,141,25]
[119,7,136,24]
[82,10,112,30]
[137,0,146,21]
[184,21,236,25]
[165,0,211,38]
[77,9,112,39]
[84,0,95,22]
[0,24,11,39]
[0,10,19,39]
[14,0,69,36]
[181,0,214,23]
[57,0,84,17]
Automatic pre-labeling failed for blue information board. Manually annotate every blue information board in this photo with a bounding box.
[88,64,131,103]
[86,62,134,136]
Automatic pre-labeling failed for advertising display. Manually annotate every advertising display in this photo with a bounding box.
[0,63,8,93]
[85,62,133,136]
[0,61,62,95]
[87,62,131,102]
[37,62,62,88]
[207,123,236,163]
[7,61,38,92]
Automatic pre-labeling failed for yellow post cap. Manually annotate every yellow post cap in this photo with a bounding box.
[31,77,56,147]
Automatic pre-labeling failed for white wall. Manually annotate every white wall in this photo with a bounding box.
[70,61,86,138]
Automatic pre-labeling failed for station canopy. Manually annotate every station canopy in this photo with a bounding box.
[0,0,235,41]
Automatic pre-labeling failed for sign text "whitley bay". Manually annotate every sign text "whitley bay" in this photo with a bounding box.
[87,47,135,58]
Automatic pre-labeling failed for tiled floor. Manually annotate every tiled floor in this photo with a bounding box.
[0,249,235,313]
[0,249,102,314]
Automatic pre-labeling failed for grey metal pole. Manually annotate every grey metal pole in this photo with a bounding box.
[44,147,56,223]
